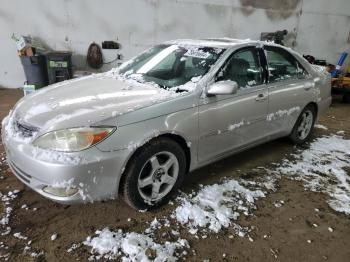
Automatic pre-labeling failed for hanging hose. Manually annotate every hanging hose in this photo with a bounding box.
[87,42,103,69]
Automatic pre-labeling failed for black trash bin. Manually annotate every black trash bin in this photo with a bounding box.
[20,55,48,88]
[45,51,73,84]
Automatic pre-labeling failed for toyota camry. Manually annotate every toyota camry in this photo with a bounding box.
[1,38,331,209]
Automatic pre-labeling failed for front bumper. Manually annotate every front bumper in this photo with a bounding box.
[1,127,129,204]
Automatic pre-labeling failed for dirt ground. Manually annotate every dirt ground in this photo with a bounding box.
[0,88,350,262]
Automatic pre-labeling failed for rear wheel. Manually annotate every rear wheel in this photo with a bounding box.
[289,105,316,144]
[121,138,186,210]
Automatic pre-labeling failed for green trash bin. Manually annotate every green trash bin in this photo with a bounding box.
[45,51,73,84]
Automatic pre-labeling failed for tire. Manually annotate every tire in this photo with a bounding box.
[121,137,187,210]
[289,105,316,145]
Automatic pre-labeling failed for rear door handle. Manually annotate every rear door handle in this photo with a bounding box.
[255,93,267,102]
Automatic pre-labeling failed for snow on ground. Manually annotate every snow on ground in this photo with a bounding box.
[314,124,328,130]
[2,114,350,261]
[0,152,6,180]
[173,178,268,233]
[278,134,350,214]
[170,133,350,242]
[81,173,278,260]
[0,189,45,260]
[83,228,189,261]
[0,159,45,259]
[13,231,27,240]
[0,189,20,235]
[81,133,350,260]
[51,233,58,241]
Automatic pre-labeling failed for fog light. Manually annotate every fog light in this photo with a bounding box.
[42,186,78,197]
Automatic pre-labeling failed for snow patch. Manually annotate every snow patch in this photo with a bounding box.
[173,179,266,233]
[126,130,160,151]
[267,107,300,121]
[314,124,328,130]
[278,135,350,214]
[51,233,58,241]
[2,112,38,144]
[32,147,82,165]
[83,228,188,261]
[0,190,20,235]
[228,120,245,131]
[13,232,27,240]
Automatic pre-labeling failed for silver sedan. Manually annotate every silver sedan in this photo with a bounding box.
[1,39,331,209]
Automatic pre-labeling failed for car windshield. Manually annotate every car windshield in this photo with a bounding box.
[118,44,225,90]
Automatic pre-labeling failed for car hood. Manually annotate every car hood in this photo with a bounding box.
[13,74,179,132]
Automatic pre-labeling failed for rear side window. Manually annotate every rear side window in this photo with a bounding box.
[265,46,308,83]
[216,48,263,88]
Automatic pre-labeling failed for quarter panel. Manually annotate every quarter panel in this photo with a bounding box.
[267,79,316,135]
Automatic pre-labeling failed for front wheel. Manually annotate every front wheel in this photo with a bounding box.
[121,138,186,210]
[289,105,316,144]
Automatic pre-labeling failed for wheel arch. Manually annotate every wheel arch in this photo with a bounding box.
[159,133,191,173]
[307,102,318,117]
[289,102,318,136]
[294,102,318,127]
[117,133,191,193]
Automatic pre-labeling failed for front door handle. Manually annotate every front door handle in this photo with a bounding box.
[255,93,267,102]
[304,82,315,90]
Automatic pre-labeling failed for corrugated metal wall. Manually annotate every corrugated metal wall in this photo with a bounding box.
[0,0,349,88]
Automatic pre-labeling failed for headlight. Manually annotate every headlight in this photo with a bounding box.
[33,127,115,152]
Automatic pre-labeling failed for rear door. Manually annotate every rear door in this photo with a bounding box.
[198,46,269,163]
[263,45,314,135]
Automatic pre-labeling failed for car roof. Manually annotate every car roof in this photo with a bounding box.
[164,38,260,48]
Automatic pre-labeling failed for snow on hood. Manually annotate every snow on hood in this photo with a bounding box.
[11,72,186,133]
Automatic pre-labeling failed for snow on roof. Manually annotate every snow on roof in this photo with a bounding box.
[164,38,302,57]
[164,38,258,48]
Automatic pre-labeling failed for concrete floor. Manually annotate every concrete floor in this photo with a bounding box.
[0,89,349,261]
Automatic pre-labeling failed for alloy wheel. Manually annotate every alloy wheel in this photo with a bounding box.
[297,109,314,140]
[137,151,179,202]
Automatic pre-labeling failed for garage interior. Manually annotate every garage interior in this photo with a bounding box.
[0,0,350,261]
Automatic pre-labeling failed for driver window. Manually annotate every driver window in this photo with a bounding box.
[216,48,263,88]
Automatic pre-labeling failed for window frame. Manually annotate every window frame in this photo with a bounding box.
[214,46,265,89]
[263,45,310,84]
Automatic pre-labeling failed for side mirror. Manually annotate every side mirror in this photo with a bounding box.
[206,80,238,96]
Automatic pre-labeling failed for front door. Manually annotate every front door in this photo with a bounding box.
[198,47,269,163]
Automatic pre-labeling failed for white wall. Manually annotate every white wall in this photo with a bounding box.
[0,0,349,88]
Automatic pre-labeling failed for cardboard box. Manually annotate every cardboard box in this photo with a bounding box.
[13,34,46,53]
[16,36,31,51]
